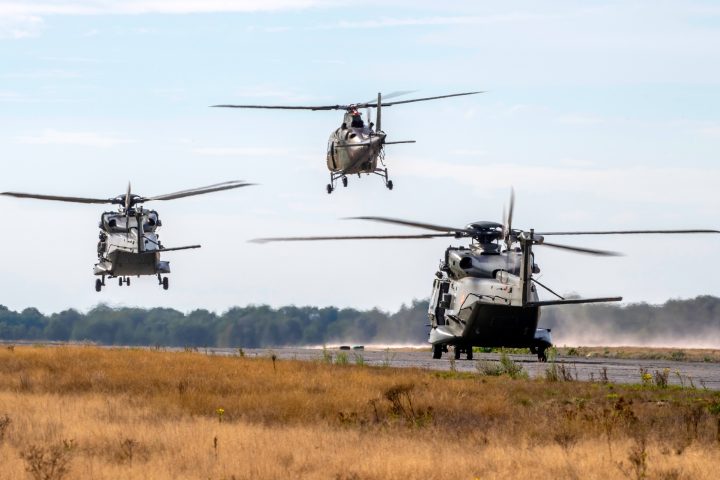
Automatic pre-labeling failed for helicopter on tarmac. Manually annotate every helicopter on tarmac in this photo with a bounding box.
[251,192,720,361]
[212,91,481,194]
[1,181,254,292]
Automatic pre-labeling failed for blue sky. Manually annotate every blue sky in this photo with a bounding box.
[1,0,719,314]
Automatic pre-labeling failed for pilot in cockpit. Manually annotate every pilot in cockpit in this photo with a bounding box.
[350,110,364,128]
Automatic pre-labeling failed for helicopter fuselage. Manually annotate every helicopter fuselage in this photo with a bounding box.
[326,121,386,175]
[93,209,169,277]
[428,244,552,357]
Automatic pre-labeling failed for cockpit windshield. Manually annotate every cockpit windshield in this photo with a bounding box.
[350,114,364,128]
[102,211,160,233]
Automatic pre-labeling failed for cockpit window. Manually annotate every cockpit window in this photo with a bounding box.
[350,114,364,128]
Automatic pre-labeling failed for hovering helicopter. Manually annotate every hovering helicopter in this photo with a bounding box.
[212,91,481,194]
[1,181,254,292]
[251,192,720,361]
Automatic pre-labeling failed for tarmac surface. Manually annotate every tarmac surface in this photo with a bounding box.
[213,347,720,390]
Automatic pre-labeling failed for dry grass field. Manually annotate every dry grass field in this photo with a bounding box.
[0,346,718,479]
[556,346,720,363]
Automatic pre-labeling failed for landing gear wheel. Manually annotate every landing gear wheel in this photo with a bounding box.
[432,344,442,360]
[162,277,169,290]
[95,279,102,292]
[126,277,131,286]
[342,177,348,187]
[326,184,333,194]
[466,349,474,361]
[538,348,547,363]
[386,180,393,190]
[119,277,124,286]
[454,346,461,360]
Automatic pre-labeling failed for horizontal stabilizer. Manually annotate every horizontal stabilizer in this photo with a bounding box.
[525,296,622,307]
[158,245,201,252]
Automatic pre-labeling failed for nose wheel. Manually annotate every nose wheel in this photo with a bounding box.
[118,276,131,286]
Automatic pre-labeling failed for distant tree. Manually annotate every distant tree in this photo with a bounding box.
[0,296,718,347]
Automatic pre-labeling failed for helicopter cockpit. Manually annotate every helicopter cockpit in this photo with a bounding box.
[342,109,366,129]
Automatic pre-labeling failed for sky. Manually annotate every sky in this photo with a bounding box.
[1,0,719,315]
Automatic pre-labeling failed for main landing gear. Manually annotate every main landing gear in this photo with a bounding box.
[432,344,472,360]
[374,167,393,190]
[453,345,473,360]
[326,168,394,193]
[157,274,169,290]
[94,276,106,292]
[327,174,350,194]
[530,345,548,362]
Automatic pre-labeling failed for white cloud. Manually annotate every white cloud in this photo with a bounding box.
[0,14,43,38]
[228,86,316,103]
[699,125,720,138]
[317,11,581,29]
[18,129,134,147]
[556,114,605,125]
[0,69,80,79]
[193,146,290,157]
[0,91,23,102]
[450,149,487,156]
[0,1,337,15]
[402,160,720,208]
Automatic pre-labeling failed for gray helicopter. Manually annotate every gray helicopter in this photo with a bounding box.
[212,91,481,193]
[1,181,254,292]
[251,192,719,361]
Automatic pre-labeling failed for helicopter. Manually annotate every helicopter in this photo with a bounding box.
[212,91,481,194]
[1,181,254,292]
[250,192,720,361]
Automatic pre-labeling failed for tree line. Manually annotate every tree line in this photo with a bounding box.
[0,296,718,347]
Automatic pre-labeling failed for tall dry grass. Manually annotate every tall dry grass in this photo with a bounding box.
[0,346,718,479]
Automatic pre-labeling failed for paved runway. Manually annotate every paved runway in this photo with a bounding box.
[214,347,720,390]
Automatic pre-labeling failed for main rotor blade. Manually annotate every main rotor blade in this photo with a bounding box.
[362,90,416,104]
[503,188,515,250]
[361,91,483,108]
[211,104,347,111]
[125,182,131,211]
[537,229,720,236]
[144,181,256,202]
[344,216,473,234]
[0,192,111,204]
[540,241,622,256]
[250,233,455,244]
[212,91,481,111]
